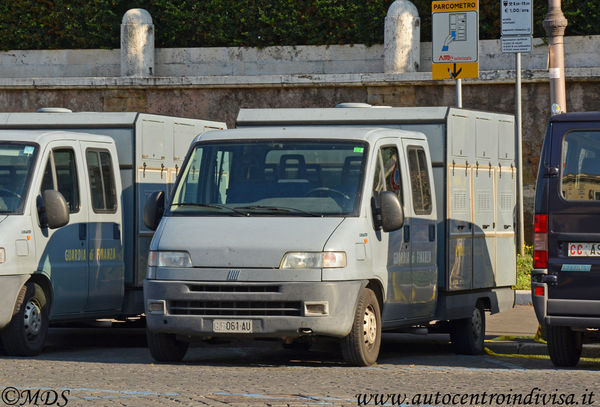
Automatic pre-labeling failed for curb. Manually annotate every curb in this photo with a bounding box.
[485,339,600,358]
[515,290,532,305]
[485,340,546,356]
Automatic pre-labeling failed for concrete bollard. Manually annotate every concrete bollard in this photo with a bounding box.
[384,0,420,73]
[121,9,155,77]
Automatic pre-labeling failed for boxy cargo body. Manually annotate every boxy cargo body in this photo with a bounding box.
[237,107,517,310]
[532,112,600,367]
[144,106,516,366]
[0,112,225,355]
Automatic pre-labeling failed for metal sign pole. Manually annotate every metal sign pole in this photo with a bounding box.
[516,52,525,256]
[456,78,463,108]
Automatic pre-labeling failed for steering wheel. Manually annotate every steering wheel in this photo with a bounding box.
[0,187,21,200]
[306,187,351,201]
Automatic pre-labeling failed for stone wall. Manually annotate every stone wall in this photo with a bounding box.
[2,37,600,241]
[1,36,600,77]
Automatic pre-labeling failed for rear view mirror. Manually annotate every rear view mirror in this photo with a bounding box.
[42,190,69,229]
[380,191,404,232]
[144,191,165,231]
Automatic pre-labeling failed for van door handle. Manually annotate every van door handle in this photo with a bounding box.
[504,224,511,229]
[404,225,410,242]
[429,224,435,241]
[79,224,86,241]
[483,224,490,229]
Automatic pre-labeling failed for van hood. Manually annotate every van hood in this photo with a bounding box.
[157,216,344,268]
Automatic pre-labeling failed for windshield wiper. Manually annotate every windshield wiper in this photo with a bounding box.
[171,203,249,216]
[234,205,322,217]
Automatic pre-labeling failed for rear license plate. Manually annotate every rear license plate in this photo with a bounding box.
[568,243,600,257]
[213,319,253,333]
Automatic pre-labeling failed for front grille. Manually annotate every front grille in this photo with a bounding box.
[188,285,280,293]
[168,300,302,316]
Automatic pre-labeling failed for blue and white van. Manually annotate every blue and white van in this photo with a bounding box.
[0,111,225,355]
[144,106,517,366]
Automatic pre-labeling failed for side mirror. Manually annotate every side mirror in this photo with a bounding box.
[42,190,69,229]
[144,191,165,231]
[380,191,404,232]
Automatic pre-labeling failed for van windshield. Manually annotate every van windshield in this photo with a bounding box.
[170,140,367,216]
[0,143,37,214]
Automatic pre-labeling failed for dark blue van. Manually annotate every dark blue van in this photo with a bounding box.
[532,112,600,367]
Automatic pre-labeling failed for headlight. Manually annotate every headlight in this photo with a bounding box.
[148,251,192,268]
[280,252,346,269]
[0,248,5,264]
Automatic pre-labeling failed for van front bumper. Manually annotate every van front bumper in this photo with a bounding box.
[144,279,364,338]
[532,281,600,328]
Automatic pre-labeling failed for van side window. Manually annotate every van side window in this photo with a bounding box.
[41,159,55,193]
[40,149,80,213]
[86,150,117,213]
[407,147,432,215]
[373,146,403,204]
[561,131,600,201]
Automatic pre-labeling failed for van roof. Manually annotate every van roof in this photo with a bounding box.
[0,112,140,128]
[195,126,427,143]
[0,129,114,144]
[550,112,600,122]
[237,106,514,126]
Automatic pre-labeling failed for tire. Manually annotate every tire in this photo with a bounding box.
[146,329,189,363]
[546,325,582,367]
[341,288,381,366]
[1,282,49,356]
[450,302,485,355]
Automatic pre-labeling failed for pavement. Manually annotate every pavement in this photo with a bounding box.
[485,303,600,359]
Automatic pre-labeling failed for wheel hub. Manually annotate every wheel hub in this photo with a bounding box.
[24,299,42,338]
[363,305,377,346]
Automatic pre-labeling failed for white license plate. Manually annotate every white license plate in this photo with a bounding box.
[213,319,253,333]
[568,243,600,257]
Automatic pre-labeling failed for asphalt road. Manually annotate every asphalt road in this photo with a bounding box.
[0,306,598,407]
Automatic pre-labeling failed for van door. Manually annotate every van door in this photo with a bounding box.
[35,143,88,317]
[81,143,124,312]
[372,143,412,322]
[548,122,600,303]
[402,140,437,318]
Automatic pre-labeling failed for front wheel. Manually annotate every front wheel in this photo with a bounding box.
[146,330,189,363]
[341,288,381,366]
[450,302,485,355]
[546,325,582,367]
[1,282,49,356]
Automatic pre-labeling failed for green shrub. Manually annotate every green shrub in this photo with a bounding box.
[516,245,533,291]
[0,1,598,50]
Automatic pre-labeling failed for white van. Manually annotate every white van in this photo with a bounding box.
[144,106,516,366]
[0,111,225,355]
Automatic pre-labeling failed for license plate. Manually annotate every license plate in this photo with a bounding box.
[213,319,253,333]
[568,243,600,257]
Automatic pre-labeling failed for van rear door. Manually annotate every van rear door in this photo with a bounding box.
[548,121,600,303]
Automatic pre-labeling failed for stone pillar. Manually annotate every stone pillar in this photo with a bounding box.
[384,0,420,73]
[121,9,155,77]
